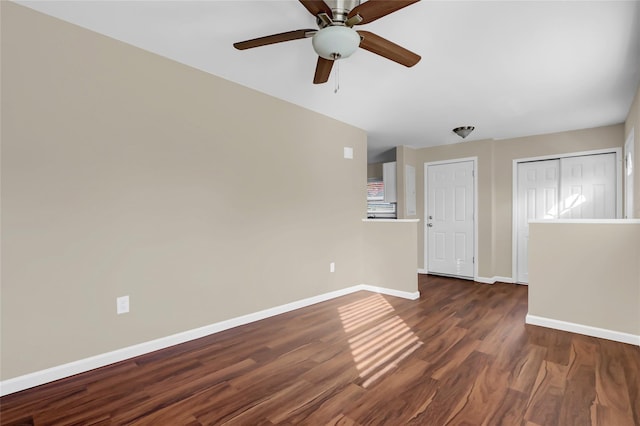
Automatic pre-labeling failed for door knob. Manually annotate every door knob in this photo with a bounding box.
[427,223,433,227]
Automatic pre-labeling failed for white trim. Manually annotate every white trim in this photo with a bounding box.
[616,148,624,218]
[362,219,420,223]
[415,271,515,285]
[423,157,478,281]
[0,284,419,396]
[493,276,516,283]
[528,219,640,224]
[624,128,635,219]
[360,284,420,300]
[526,314,640,346]
[512,148,623,284]
[422,157,478,167]
[475,276,516,284]
[511,148,622,165]
[512,159,519,284]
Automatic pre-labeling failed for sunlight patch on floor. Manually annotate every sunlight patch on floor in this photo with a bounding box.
[338,294,423,388]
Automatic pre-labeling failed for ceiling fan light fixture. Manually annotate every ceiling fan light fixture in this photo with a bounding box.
[312,25,360,60]
[453,126,475,139]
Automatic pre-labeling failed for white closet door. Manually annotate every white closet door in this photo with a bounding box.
[559,153,616,219]
[516,160,560,283]
[516,152,617,284]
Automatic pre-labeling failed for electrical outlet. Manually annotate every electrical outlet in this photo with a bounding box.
[330,262,335,273]
[116,295,129,315]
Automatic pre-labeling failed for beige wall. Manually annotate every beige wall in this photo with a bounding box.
[528,222,640,337]
[1,3,418,381]
[407,125,624,278]
[625,84,640,218]
[362,221,418,293]
[367,163,383,179]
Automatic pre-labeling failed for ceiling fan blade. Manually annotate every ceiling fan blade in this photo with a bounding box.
[357,30,421,67]
[299,0,333,18]
[234,29,316,50]
[313,57,334,84]
[348,0,420,25]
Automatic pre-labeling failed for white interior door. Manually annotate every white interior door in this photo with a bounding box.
[516,160,560,284]
[426,161,474,278]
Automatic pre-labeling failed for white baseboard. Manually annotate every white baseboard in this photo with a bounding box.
[475,276,515,284]
[360,284,420,300]
[526,314,640,346]
[0,284,419,397]
[417,271,514,285]
[493,276,515,284]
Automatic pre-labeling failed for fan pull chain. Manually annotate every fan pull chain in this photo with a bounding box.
[334,59,340,94]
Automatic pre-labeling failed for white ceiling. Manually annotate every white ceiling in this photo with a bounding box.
[17,0,640,162]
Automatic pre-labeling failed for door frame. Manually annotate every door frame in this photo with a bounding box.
[511,147,623,283]
[424,157,478,280]
[624,128,635,218]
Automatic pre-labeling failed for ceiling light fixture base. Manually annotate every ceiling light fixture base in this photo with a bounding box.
[453,126,475,139]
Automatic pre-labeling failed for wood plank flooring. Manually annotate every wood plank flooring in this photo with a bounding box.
[2,275,639,425]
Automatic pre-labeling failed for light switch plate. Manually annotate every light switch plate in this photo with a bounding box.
[343,147,353,159]
[117,295,130,315]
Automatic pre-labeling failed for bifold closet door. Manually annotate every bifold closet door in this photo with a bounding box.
[516,153,617,283]
[559,154,616,219]
[516,160,560,284]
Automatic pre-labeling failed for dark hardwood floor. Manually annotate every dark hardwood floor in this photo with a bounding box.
[2,275,639,425]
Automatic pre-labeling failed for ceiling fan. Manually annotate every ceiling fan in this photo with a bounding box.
[233,0,421,84]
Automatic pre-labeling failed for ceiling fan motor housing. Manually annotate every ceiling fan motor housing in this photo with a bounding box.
[312,25,361,60]
[326,0,360,23]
